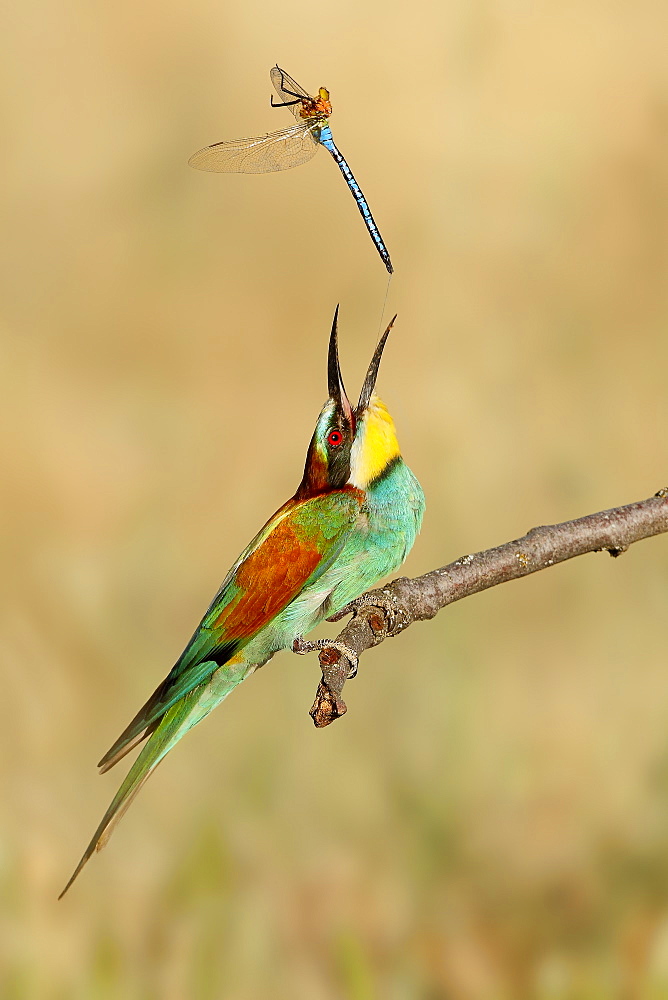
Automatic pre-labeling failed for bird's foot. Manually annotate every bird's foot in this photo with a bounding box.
[292,635,359,679]
[327,592,400,636]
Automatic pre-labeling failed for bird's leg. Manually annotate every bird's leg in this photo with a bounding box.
[292,635,360,679]
[327,592,400,635]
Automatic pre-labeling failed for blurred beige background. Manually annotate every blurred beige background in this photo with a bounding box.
[1,0,668,996]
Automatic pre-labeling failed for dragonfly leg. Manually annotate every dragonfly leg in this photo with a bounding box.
[272,66,306,102]
[270,95,302,108]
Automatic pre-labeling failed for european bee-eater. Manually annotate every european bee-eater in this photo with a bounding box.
[60,308,425,896]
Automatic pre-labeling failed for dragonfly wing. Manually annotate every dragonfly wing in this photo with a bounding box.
[270,65,311,119]
[188,124,318,173]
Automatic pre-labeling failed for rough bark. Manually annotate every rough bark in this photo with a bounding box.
[307,489,668,727]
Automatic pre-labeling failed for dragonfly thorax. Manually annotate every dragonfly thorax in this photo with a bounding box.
[298,88,332,121]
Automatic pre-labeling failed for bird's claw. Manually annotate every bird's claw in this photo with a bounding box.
[327,592,399,635]
[292,636,359,679]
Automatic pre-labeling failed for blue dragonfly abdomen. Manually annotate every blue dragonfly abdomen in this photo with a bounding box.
[316,123,393,274]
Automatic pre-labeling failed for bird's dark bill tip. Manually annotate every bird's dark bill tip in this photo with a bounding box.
[58,859,86,900]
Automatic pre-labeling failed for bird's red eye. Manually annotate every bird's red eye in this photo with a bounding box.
[327,429,343,447]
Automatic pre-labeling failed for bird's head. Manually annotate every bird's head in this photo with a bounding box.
[297,306,401,498]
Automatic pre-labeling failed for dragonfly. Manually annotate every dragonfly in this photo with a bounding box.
[189,65,393,274]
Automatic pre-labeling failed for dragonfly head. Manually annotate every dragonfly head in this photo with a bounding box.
[298,88,332,120]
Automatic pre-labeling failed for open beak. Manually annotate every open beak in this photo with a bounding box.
[328,305,354,428]
[356,315,397,415]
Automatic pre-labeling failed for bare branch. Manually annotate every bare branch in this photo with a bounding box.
[308,489,668,728]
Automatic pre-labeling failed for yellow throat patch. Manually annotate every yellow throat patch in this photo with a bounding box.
[351,395,401,489]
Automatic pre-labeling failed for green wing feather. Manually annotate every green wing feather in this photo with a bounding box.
[98,490,361,771]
